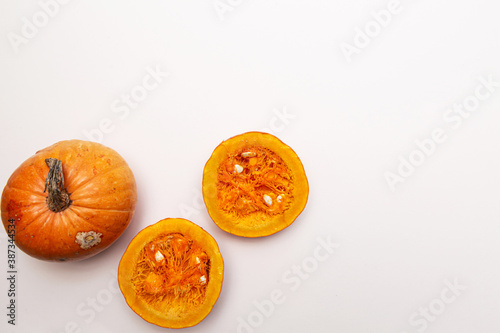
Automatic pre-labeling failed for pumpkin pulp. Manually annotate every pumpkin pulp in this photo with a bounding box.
[118,218,223,328]
[217,145,293,217]
[131,233,210,311]
[203,132,309,237]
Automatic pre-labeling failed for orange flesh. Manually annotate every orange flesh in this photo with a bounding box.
[216,145,294,217]
[131,233,210,311]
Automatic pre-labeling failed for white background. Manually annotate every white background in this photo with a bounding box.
[1,1,500,332]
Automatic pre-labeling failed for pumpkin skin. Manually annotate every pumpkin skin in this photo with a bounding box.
[203,131,308,237]
[1,140,137,261]
[118,218,224,329]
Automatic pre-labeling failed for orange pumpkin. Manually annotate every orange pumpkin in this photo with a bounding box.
[202,131,309,237]
[118,218,224,328]
[1,140,137,261]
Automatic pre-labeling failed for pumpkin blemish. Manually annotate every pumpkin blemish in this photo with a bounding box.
[75,231,102,249]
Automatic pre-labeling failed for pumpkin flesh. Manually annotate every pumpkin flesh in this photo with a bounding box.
[203,132,308,237]
[118,218,223,329]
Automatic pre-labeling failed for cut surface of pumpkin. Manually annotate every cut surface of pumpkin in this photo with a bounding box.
[118,218,223,328]
[203,132,308,237]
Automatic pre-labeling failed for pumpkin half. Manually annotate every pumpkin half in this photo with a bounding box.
[118,218,224,329]
[202,131,308,237]
[1,140,137,261]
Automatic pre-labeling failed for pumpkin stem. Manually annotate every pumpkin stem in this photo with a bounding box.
[44,158,71,212]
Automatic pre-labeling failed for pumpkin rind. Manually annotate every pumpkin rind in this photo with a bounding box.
[118,218,224,328]
[202,132,309,237]
[1,140,137,261]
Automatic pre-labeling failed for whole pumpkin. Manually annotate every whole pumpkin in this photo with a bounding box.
[1,140,137,261]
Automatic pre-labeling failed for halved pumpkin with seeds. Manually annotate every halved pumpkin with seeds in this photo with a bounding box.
[118,218,223,328]
[203,132,309,237]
